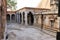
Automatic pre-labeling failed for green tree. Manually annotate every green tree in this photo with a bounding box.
[7,0,17,10]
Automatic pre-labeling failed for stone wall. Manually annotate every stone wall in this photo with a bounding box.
[35,13,58,32]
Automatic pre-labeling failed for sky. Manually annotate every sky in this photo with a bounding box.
[16,0,41,10]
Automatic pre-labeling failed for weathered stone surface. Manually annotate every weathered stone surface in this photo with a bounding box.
[6,23,56,40]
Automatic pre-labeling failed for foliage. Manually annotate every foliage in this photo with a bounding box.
[7,0,17,10]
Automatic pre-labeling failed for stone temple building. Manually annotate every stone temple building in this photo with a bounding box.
[37,0,58,32]
[0,0,59,40]
[6,0,59,33]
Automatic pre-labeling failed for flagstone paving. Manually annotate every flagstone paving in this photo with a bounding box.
[6,23,56,40]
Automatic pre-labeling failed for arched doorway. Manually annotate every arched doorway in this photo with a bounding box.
[20,13,22,24]
[27,12,34,25]
[23,12,25,24]
[6,14,10,22]
[11,14,15,22]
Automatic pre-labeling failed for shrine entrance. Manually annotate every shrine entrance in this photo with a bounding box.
[27,12,34,25]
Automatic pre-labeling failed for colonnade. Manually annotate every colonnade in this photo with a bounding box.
[6,12,34,25]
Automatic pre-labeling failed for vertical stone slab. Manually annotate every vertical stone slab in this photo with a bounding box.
[16,14,18,23]
[18,13,20,23]
[18,14,20,23]
[15,14,16,23]
[34,15,36,25]
[17,14,19,23]
[10,14,11,23]
[25,12,28,25]
[15,13,17,23]
[22,13,23,24]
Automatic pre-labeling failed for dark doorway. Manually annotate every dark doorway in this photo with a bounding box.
[27,12,34,25]
[20,13,22,24]
[11,14,15,22]
[50,20,54,28]
[6,14,10,22]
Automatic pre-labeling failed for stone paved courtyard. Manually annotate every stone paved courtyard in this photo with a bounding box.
[6,23,56,40]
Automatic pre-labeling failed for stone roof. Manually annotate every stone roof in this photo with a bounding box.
[16,7,50,12]
[7,11,16,13]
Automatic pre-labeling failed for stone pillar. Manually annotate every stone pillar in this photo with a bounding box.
[20,13,22,24]
[16,14,18,23]
[25,12,28,25]
[10,14,11,23]
[18,13,20,23]
[15,14,17,23]
[19,14,20,23]
[22,13,23,24]
[16,14,17,23]
[18,14,19,23]
[58,17,60,31]
[34,15,36,25]
[14,14,15,23]
[41,15,43,29]
[17,14,19,23]
[15,14,16,23]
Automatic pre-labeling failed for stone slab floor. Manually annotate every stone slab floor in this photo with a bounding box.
[6,23,56,40]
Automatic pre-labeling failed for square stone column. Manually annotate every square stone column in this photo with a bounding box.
[15,14,16,23]
[10,14,11,23]
[34,15,36,25]
[58,17,60,31]
[18,14,20,23]
[22,13,23,24]
[19,15,20,23]
[25,12,28,25]
[16,14,19,23]
[15,14,17,23]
